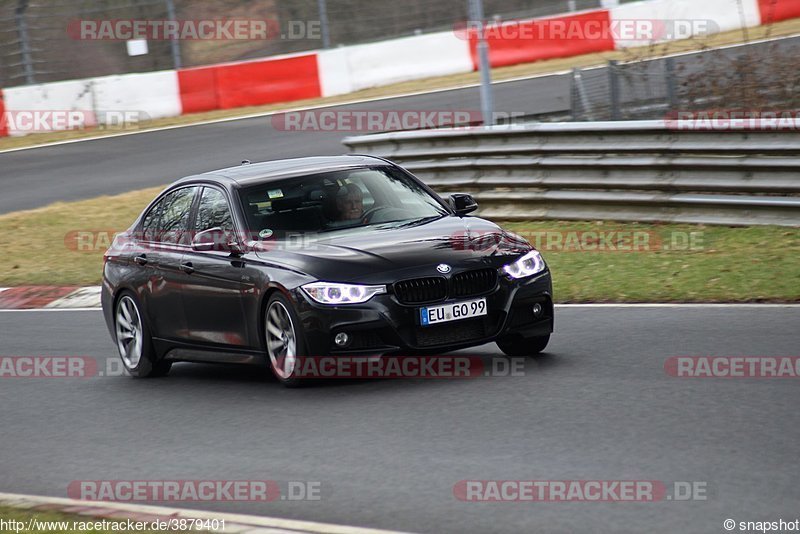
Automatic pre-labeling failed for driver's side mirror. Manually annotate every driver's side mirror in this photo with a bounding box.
[191,227,243,254]
[449,193,478,216]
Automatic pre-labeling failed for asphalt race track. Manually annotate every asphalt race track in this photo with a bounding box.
[1,306,798,533]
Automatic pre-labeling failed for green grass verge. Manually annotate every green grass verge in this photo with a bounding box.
[0,505,160,533]
[0,186,164,287]
[0,189,798,302]
[503,221,800,303]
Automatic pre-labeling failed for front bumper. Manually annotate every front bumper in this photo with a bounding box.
[293,270,553,356]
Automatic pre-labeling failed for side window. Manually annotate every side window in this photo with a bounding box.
[195,187,234,234]
[141,199,163,242]
[159,187,197,245]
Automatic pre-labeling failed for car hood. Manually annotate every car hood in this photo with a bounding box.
[251,216,532,283]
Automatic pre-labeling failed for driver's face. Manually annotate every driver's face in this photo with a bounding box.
[337,193,363,221]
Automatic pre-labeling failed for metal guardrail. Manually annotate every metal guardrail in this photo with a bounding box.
[342,121,800,226]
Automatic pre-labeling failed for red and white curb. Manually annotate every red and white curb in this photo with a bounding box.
[0,286,100,310]
[0,492,413,534]
[44,286,102,309]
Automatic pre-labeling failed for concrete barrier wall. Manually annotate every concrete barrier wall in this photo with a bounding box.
[1,72,181,137]
[93,71,182,120]
[611,0,762,49]
[339,32,474,92]
[316,48,354,97]
[2,79,95,136]
[758,0,800,23]
[178,53,321,113]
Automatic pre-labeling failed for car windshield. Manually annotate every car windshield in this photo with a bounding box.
[239,166,449,239]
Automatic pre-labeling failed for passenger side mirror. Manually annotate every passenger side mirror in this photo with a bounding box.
[192,227,242,254]
[449,193,478,216]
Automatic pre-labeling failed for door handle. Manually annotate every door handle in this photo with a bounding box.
[180,261,195,274]
[133,254,148,266]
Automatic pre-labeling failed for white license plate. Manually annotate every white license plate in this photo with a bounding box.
[419,298,487,326]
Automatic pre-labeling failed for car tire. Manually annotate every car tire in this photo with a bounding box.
[114,291,171,378]
[496,334,550,357]
[264,293,307,388]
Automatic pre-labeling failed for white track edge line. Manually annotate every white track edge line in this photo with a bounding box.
[0,491,412,534]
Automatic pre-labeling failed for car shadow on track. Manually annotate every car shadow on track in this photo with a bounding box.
[147,348,564,390]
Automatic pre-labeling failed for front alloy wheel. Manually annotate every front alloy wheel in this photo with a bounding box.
[265,294,306,387]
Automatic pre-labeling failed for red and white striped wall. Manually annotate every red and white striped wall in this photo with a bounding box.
[0,0,797,137]
[758,0,800,24]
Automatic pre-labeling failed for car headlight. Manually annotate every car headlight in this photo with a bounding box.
[301,282,387,304]
[502,250,546,279]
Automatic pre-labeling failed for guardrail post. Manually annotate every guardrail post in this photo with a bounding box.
[165,0,183,69]
[14,0,35,85]
[608,60,621,121]
[572,68,593,121]
[665,57,678,112]
[571,68,582,121]
[469,0,495,126]
[317,0,331,48]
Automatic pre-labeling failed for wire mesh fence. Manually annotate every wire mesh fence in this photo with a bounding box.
[1,0,170,86]
[569,35,800,121]
[571,59,676,121]
[0,0,603,87]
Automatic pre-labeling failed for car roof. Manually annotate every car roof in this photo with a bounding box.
[174,155,389,187]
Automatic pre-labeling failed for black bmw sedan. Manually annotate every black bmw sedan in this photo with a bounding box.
[101,155,553,386]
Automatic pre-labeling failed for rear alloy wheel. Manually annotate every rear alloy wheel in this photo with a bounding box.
[497,334,550,357]
[115,292,171,378]
[265,294,306,387]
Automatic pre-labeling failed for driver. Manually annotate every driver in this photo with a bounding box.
[335,183,364,222]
